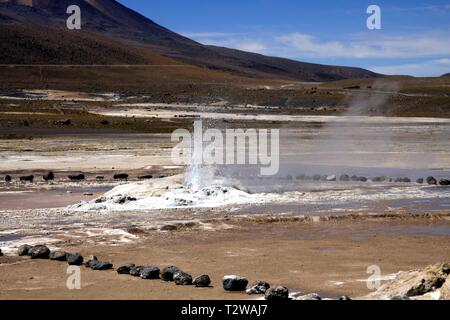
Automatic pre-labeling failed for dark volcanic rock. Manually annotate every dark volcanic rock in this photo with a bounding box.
[246,281,270,295]
[113,173,129,180]
[90,260,113,270]
[339,295,352,300]
[427,176,437,185]
[84,255,98,267]
[55,119,72,126]
[43,171,55,181]
[193,275,211,287]
[138,175,153,180]
[350,175,359,181]
[140,266,160,279]
[20,175,34,183]
[439,179,450,186]
[174,271,193,285]
[67,253,84,266]
[265,286,289,300]
[96,176,104,181]
[18,244,32,256]
[372,176,386,182]
[28,245,50,259]
[117,263,135,274]
[339,174,350,182]
[5,175,12,182]
[223,275,248,291]
[0,248,2,256]
[68,174,85,181]
[358,176,368,182]
[130,266,144,277]
[49,251,67,261]
[416,178,424,184]
[160,266,181,281]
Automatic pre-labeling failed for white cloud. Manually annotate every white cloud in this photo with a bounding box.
[182,32,235,38]
[233,41,266,53]
[369,59,450,77]
[275,32,450,58]
[182,30,450,59]
[181,31,267,53]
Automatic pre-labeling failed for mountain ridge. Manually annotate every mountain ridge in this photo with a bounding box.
[0,0,382,81]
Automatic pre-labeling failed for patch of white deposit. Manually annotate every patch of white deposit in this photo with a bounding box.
[70,184,263,211]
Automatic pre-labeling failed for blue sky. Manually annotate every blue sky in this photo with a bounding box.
[119,0,450,76]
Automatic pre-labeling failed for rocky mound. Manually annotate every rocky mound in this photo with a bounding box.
[363,263,450,300]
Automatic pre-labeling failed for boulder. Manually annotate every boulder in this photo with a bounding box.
[363,263,450,300]
[89,260,113,270]
[130,266,144,277]
[372,176,386,182]
[416,178,424,184]
[439,276,450,300]
[295,293,322,300]
[350,175,359,181]
[223,275,248,291]
[66,253,84,266]
[68,174,85,181]
[173,271,193,285]
[0,248,2,256]
[5,175,12,182]
[18,244,32,256]
[439,179,450,186]
[49,251,67,261]
[427,176,437,185]
[28,245,50,259]
[338,296,352,300]
[20,175,34,183]
[265,286,289,300]
[138,175,153,180]
[96,176,104,181]
[246,281,270,295]
[358,176,368,182]
[160,266,181,281]
[113,173,129,180]
[84,255,98,267]
[193,275,211,287]
[326,175,336,182]
[339,174,350,182]
[140,266,160,279]
[117,263,135,275]
[43,172,54,181]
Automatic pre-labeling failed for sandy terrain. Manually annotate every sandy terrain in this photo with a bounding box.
[1,218,450,300]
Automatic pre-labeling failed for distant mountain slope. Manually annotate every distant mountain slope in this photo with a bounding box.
[441,73,450,77]
[0,22,181,65]
[0,0,382,81]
